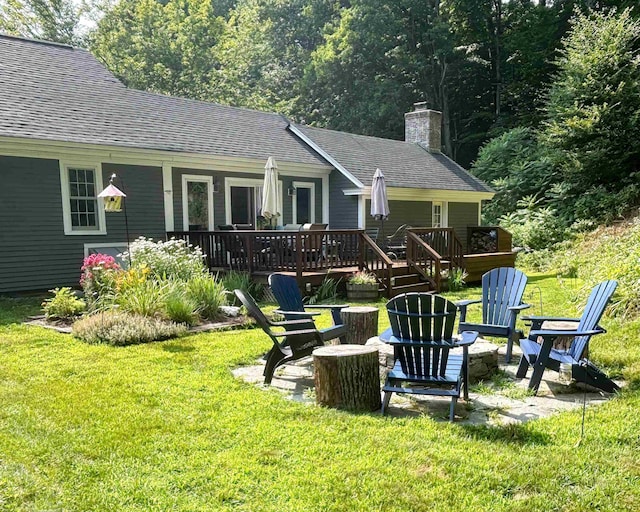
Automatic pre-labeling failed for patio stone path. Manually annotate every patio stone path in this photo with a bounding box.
[232,343,620,426]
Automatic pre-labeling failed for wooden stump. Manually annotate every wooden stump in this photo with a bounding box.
[313,345,382,411]
[339,306,379,345]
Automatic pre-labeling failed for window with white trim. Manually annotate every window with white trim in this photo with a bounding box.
[292,181,315,224]
[60,163,106,235]
[432,201,443,228]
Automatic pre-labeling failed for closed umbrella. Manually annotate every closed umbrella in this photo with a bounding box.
[261,156,280,228]
[370,168,390,239]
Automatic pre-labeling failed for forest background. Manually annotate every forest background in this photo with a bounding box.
[1,0,639,250]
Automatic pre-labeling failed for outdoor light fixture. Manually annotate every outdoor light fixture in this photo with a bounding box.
[212,177,220,193]
[98,173,131,264]
[288,186,296,196]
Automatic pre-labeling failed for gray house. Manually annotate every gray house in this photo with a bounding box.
[0,34,493,293]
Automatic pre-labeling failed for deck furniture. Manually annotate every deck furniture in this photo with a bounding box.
[456,267,530,363]
[516,280,619,394]
[385,224,410,259]
[268,273,348,343]
[234,289,347,385]
[380,293,478,421]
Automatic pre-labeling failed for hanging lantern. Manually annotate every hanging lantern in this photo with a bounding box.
[98,183,126,212]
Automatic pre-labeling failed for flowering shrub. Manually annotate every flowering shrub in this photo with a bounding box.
[348,271,377,285]
[42,287,86,320]
[80,253,121,301]
[123,237,205,280]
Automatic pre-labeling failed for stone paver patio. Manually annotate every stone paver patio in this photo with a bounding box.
[233,341,619,425]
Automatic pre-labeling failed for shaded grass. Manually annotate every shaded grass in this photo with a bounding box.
[1,278,640,510]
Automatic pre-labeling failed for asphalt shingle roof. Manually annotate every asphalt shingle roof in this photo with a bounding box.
[291,124,493,193]
[0,34,492,194]
[0,35,323,165]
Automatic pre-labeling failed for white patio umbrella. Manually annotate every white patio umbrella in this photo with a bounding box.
[261,156,280,228]
[370,168,390,239]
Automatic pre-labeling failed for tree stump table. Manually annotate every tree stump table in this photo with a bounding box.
[338,306,379,345]
[313,344,382,411]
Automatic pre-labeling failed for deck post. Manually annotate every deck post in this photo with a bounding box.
[295,232,303,279]
[358,232,365,271]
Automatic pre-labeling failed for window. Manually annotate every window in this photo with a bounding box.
[432,201,447,228]
[292,181,315,224]
[225,177,282,227]
[181,175,214,230]
[60,163,106,235]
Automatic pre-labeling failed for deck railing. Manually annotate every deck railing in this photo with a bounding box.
[168,229,367,278]
[409,227,464,274]
[406,231,441,290]
[360,232,394,296]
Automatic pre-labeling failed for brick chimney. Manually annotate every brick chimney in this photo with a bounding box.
[404,102,442,153]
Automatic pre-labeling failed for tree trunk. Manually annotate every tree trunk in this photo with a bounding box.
[339,306,379,345]
[313,345,382,411]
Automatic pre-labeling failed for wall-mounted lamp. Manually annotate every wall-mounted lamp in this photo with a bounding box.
[212,178,220,193]
[287,186,296,196]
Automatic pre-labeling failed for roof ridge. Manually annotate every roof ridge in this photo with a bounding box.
[293,122,410,145]
[0,32,75,50]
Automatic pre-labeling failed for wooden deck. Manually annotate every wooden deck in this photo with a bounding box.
[167,226,516,296]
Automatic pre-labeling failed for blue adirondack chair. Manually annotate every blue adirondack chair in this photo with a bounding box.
[380,293,478,421]
[268,273,348,344]
[456,267,530,363]
[234,289,347,385]
[516,280,619,394]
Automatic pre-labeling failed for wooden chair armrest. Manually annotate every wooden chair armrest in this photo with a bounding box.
[304,304,349,310]
[270,318,318,327]
[529,328,604,339]
[455,299,482,308]
[272,328,322,337]
[454,331,479,346]
[508,303,531,312]
[273,309,321,317]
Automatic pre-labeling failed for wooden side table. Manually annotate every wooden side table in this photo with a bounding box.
[338,306,379,345]
[313,344,381,411]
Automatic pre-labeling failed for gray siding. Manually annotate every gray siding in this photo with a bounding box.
[365,199,431,239]
[449,202,479,251]
[0,156,164,293]
[328,171,358,229]
[172,167,321,228]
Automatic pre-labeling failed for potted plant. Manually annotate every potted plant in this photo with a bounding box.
[346,271,379,301]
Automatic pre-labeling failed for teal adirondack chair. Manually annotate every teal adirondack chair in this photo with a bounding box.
[456,267,530,363]
[516,280,619,394]
[234,289,347,385]
[268,273,347,344]
[380,293,478,421]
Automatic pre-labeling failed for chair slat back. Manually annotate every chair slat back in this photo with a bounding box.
[481,267,528,326]
[571,280,618,359]
[234,289,274,336]
[269,273,304,314]
[387,293,457,378]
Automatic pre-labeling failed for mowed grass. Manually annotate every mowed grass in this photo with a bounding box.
[1,276,640,511]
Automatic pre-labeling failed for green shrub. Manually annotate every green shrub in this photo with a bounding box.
[114,278,166,317]
[124,237,206,280]
[222,271,264,305]
[163,281,199,326]
[186,273,227,321]
[73,312,187,346]
[446,268,468,292]
[42,287,86,320]
[307,276,341,304]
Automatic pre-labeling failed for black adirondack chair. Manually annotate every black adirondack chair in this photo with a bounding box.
[380,293,478,421]
[516,280,619,394]
[234,289,347,385]
[456,267,530,363]
[268,273,348,344]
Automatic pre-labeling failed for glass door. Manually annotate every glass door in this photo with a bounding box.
[182,176,213,231]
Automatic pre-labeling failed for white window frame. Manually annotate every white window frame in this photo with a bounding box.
[292,181,315,224]
[59,161,106,235]
[224,177,283,225]
[181,174,215,231]
[432,201,448,228]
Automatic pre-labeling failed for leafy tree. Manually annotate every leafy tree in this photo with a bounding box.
[0,0,81,44]
[542,8,640,222]
[91,0,225,99]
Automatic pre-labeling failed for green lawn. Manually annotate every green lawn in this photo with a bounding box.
[1,275,640,511]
